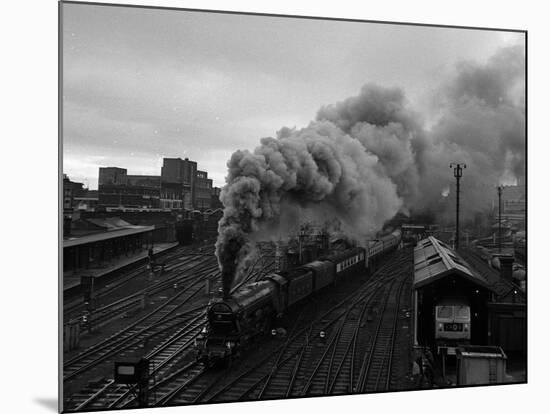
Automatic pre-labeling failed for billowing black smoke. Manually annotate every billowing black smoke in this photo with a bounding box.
[215,121,401,296]
[216,45,525,293]
[316,83,427,211]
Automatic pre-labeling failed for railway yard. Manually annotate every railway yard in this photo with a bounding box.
[62,240,420,411]
[62,231,526,412]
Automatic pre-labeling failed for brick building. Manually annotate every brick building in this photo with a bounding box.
[63,174,85,211]
[98,167,161,210]
[160,158,197,210]
[211,186,223,210]
[195,170,213,210]
[95,158,218,211]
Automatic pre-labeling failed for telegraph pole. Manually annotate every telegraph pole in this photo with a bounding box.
[497,185,503,253]
[450,163,466,249]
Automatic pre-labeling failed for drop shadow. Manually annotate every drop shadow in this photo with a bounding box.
[33,397,58,412]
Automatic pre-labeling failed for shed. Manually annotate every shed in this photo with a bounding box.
[413,237,492,348]
[63,223,154,273]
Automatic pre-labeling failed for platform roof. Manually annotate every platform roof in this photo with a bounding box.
[413,237,488,289]
[63,225,154,248]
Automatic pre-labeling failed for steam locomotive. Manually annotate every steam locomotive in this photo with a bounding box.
[195,230,402,365]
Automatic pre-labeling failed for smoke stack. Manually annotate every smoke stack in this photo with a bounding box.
[499,255,514,282]
[222,269,232,299]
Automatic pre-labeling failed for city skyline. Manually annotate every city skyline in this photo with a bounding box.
[63,155,220,191]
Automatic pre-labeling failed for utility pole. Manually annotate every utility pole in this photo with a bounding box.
[450,163,466,249]
[497,185,503,253]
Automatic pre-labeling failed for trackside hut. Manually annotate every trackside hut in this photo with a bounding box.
[413,237,491,348]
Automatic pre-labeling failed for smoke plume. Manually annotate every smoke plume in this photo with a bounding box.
[216,45,525,293]
[216,121,401,295]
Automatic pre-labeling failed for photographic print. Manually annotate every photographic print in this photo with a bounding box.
[60,1,526,412]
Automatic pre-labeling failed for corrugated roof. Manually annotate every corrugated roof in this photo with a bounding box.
[86,217,143,230]
[414,237,488,289]
[458,248,526,303]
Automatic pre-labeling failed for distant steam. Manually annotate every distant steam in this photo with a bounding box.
[216,45,525,292]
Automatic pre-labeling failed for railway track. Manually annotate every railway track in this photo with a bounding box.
[355,275,409,393]
[64,256,276,412]
[63,261,219,382]
[64,245,409,411]
[67,311,208,411]
[64,252,216,333]
[292,250,411,397]
[147,248,412,407]
[63,244,215,320]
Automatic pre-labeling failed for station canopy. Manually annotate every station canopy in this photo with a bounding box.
[63,218,154,248]
[413,237,488,289]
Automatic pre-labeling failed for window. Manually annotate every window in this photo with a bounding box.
[455,306,470,318]
[437,306,453,318]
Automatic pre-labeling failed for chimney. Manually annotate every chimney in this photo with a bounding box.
[499,255,514,282]
[222,269,232,299]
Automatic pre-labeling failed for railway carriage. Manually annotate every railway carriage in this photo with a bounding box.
[284,267,315,307]
[324,247,366,283]
[367,229,401,267]
[197,229,402,365]
[303,260,334,291]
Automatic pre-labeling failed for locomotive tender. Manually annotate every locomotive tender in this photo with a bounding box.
[196,230,402,364]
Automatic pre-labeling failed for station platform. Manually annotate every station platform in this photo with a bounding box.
[63,242,179,292]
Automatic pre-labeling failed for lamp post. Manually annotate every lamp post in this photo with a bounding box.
[450,163,466,249]
[497,185,503,253]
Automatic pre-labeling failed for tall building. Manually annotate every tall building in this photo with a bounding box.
[161,158,197,185]
[98,167,128,186]
[160,158,197,210]
[98,168,161,210]
[211,186,223,209]
[195,170,213,210]
[93,158,215,211]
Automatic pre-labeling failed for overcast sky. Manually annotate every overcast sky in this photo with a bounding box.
[62,2,523,189]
